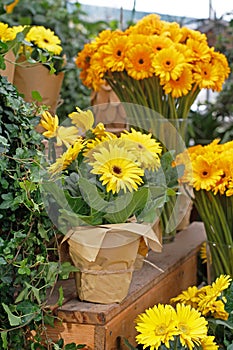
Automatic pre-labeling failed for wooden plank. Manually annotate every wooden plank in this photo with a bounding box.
[55,222,206,324]
[43,321,95,349]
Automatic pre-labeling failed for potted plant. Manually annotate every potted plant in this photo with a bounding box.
[12,24,66,113]
[38,105,181,303]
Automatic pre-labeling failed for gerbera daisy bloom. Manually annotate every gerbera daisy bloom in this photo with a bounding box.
[152,46,187,82]
[193,60,220,91]
[148,34,173,54]
[0,22,16,42]
[132,13,164,36]
[56,126,80,148]
[69,107,94,132]
[200,242,208,264]
[162,65,193,98]
[175,303,208,350]
[26,26,62,55]
[120,128,162,170]
[170,286,200,309]
[186,38,211,62]
[48,140,83,175]
[102,35,128,72]
[200,336,219,350]
[211,274,232,296]
[90,143,144,194]
[124,43,154,80]
[40,111,59,138]
[135,304,179,349]
[192,156,223,191]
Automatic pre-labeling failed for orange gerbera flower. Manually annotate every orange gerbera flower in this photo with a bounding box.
[125,44,154,80]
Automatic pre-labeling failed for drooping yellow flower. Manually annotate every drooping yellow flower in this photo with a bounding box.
[69,107,94,132]
[120,128,162,170]
[170,286,200,309]
[56,126,80,148]
[200,336,219,350]
[175,303,208,350]
[40,111,59,139]
[124,43,154,80]
[90,143,144,194]
[48,140,83,175]
[152,46,187,82]
[211,274,232,296]
[0,22,17,42]
[26,26,62,55]
[135,304,179,350]
[200,242,208,264]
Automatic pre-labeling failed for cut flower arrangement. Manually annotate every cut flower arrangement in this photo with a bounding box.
[76,13,230,130]
[126,274,233,349]
[174,139,233,279]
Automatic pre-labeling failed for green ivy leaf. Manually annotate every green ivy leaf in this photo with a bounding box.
[2,303,21,326]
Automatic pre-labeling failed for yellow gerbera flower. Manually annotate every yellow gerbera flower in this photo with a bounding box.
[152,46,187,82]
[90,144,144,194]
[192,156,223,191]
[26,26,62,55]
[176,303,208,350]
[132,13,164,36]
[211,274,232,296]
[200,336,219,350]
[135,304,179,350]
[193,61,221,91]
[56,126,80,148]
[48,140,83,175]
[120,128,162,170]
[162,65,193,98]
[170,286,200,309]
[102,35,128,72]
[69,107,94,132]
[0,22,16,42]
[39,111,59,139]
[124,43,154,80]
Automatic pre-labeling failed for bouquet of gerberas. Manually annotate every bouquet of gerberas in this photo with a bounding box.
[75,13,230,132]
[174,139,233,280]
[125,274,232,350]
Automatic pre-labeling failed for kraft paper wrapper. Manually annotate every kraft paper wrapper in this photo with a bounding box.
[13,56,64,114]
[0,50,16,84]
[61,223,162,303]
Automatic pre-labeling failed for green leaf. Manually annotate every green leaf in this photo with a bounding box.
[104,187,149,224]
[31,90,43,102]
[1,331,8,349]
[2,303,22,326]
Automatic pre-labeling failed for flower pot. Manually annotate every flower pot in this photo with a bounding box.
[0,50,16,83]
[61,223,161,304]
[13,57,64,114]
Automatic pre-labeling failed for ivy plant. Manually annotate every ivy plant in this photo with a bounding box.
[0,76,80,349]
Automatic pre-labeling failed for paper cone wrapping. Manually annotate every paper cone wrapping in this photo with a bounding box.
[0,50,16,83]
[61,223,162,303]
[13,57,64,114]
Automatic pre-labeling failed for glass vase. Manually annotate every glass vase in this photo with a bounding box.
[194,189,233,281]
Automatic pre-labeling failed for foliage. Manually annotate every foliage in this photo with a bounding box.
[0,0,112,114]
[0,76,80,349]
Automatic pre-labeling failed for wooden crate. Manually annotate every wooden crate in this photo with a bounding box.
[45,222,206,349]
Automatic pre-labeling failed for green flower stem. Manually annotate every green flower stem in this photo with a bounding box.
[194,190,233,279]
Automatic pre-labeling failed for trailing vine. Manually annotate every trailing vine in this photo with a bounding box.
[0,76,81,349]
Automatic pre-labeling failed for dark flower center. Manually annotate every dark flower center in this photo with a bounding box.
[202,171,208,176]
[139,58,144,64]
[113,165,122,175]
[116,50,122,56]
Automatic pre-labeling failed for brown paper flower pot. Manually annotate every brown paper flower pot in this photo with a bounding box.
[0,50,16,83]
[66,229,140,304]
[13,57,64,114]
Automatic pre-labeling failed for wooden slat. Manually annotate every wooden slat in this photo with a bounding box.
[55,222,206,324]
